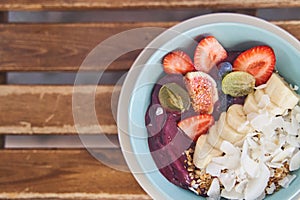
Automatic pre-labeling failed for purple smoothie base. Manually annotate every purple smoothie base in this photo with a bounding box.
[144,51,246,194]
[145,75,194,189]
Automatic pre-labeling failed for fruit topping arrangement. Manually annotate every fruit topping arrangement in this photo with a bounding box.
[145,35,300,199]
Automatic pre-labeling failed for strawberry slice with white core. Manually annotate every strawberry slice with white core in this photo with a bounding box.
[184,71,219,114]
[233,45,276,86]
[194,36,228,73]
[178,114,214,142]
[163,50,195,74]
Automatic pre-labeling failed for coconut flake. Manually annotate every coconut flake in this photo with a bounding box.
[206,162,225,177]
[250,111,271,131]
[219,170,236,192]
[266,162,283,168]
[207,178,220,200]
[267,116,285,131]
[286,135,300,148]
[270,169,275,177]
[289,150,300,171]
[246,136,259,148]
[241,141,260,178]
[235,167,247,182]
[244,162,270,200]
[262,139,278,153]
[296,114,300,123]
[235,179,248,194]
[220,141,240,155]
[284,116,299,136]
[266,183,276,194]
[212,154,240,170]
[256,191,266,200]
[221,188,244,200]
[212,142,241,170]
[242,154,260,178]
[271,146,295,163]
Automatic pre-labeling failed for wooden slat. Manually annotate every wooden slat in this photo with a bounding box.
[0,85,120,135]
[0,22,173,72]
[1,21,300,72]
[0,149,149,200]
[273,21,300,41]
[0,0,299,11]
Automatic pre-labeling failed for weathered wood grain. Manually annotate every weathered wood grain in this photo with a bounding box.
[0,85,121,135]
[0,0,299,10]
[0,22,173,72]
[1,21,300,72]
[273,21,300,41]
[0,149,150,199]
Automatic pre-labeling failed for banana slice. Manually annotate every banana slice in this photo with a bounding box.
[226,104,253,134]
[243,92,260,115]
[207,123,224,149]
[265,73,299,110]
[254,89,285,116]
[218,112,245,144]
[193,134,223,169]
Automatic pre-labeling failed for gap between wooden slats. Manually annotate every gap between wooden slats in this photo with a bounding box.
[0,85,120,135]
[0,11,8,148]
[0,149,150,200]
[0,76,5,147]
[0,0,299,11]
[0,21,300,72]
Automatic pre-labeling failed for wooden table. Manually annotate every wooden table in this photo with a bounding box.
[0,1,300,199]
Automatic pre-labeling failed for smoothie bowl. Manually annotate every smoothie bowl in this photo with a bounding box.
[118,13,300,200]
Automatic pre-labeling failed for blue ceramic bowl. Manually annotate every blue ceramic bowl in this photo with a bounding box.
[118,13,300,200]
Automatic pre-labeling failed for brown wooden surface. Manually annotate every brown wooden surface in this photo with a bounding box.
[0,22,173,72]
[0,0,299,10]
[0,149,150,200]
[273,21,300,40]
[0,21,300,72]
[0,85,120,135]
[0,21,300,71]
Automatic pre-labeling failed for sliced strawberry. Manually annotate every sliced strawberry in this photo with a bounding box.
[162,51,195,74]
[184,71,219,114]
[194,36,227,73]
[178,114,214,141]
[233,45,276,86]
